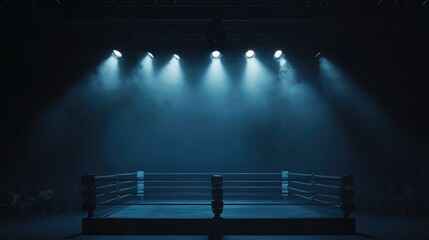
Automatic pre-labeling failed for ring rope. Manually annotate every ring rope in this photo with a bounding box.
[145,172,281,175]
[95,174,117,179]
[314,183,340,189]
[288,187,311,193]
[96,183,117,189]
[118,180,135,185]
[96,202,340,206]
[94,178,339,182]
[118,186,137,192]
[139,186,282,189]
[289,180,312,186]
[95,192,291,195]
[116,173,136,177]
[313,198,335,205]
[313,174,341,180]
[95,191,339,195]
[96,189,119,197]
[316,193,341,199]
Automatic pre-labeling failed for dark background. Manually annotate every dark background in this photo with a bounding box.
[1,1,428,214]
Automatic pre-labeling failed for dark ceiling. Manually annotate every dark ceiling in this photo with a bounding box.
[2,0,428,22]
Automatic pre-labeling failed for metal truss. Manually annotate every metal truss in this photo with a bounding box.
[1,0,428,7]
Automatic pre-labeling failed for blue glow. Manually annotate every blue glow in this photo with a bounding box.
[152,56,186,107]
[92,55,120,90]
[202,58,229,95]
[319,57,394,136]
[32,48,375,179]
[319,57,353,95]
[157,56,184,86]
[242,57,275,101]
[277,55,309,102]
[139,54,154,81]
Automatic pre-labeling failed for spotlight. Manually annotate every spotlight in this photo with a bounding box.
[314,52,322,60]
[112,50,122,59]
[173,54,180,60]
[273,50,283,60]
[147,52,154,59]
[211,50,221,59]
[245,50,255,59]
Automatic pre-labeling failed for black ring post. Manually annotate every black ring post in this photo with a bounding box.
[82,174,96,218]
[339,175,354,218]
[211,174,223,219]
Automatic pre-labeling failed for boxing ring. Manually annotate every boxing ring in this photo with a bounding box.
[81,171,355,235]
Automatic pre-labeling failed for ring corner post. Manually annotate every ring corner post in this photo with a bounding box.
[81,174,96,218]
[340,175,355,218]
[211,174,224,219]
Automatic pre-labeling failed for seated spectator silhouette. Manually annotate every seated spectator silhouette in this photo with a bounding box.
[386,183,400,214]
[400,183,415,215]
[8,187,21,217]
[38,182,54,214]
[20,185,34,215]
